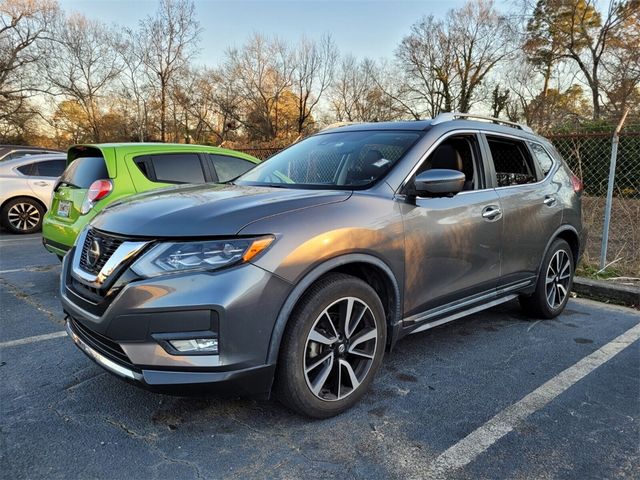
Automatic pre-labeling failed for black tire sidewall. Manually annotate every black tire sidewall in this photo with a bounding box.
[1,197,45,234]
[277,273,387,418]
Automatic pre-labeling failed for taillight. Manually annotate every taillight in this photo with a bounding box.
[87,179,113,201]
[81,179,112,214]
[570,174,583,193]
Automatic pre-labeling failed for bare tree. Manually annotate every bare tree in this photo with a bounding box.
[329,56,399,122]
[0,0,58,137]
[396,0,515,115]
[223,33,295,142]
[117,28,153,142]
[528,0,638,119]
[43,13,123,142]
[291,34,338,135]
[138,0,201,142]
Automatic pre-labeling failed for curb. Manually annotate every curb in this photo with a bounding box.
[572,276,640,308]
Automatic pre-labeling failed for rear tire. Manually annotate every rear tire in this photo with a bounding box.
[275,273,386,418]
[1,197,45,234]
[519,239,574,319]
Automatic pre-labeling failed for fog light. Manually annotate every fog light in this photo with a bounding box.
[168,338,218,354]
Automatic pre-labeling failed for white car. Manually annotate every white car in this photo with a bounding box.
[0,153,67,234]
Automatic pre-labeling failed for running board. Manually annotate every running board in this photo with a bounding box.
[408,294,518,335]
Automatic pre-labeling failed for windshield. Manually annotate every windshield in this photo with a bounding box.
[236,130,422,189]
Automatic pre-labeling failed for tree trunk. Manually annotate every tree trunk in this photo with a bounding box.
[160,78,166,142]
[591,84,600,120]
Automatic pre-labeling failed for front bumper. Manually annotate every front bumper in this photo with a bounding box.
[66,318,276,395]
[61,246,291,396]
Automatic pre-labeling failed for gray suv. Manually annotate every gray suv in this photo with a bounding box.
[61,114,585,418]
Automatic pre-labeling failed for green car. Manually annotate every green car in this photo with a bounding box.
[42,143,259,257]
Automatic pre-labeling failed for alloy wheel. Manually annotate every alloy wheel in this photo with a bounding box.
[7,202,40,232]
[545,250,572,309]
[304,296,378,401]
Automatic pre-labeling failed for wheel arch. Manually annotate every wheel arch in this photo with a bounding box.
[266,254,402,365]
[539,225,581,275]
[1,195,47,214]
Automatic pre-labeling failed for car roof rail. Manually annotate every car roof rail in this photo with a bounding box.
[320,121,359,131]
[431,112,534,134]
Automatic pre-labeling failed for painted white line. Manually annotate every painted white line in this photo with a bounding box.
[0,265,59,274]
[426,322,640,479]
[0,331,67,348]
[0,268,27,274]
[0,237,41,243]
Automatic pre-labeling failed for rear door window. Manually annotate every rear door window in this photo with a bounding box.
[486,136,538,187]
[209,154,255,182]
[139,153,207,184]
[59,156,109,188]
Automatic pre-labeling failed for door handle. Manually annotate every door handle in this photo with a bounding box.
[34,181,50,187]
[543,195,557,206]
[481,206,502,220]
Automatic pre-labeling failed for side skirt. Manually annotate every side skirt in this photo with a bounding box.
[407,294,517,335]
[401,278,534,336]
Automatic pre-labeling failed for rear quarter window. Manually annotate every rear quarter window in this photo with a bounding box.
[529,143,555,177]
[209,154,256,182]
[59,156,108,188]
[17,163,37,176]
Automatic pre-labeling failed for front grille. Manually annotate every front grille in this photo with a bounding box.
[79,228,124,274]
[70,317,135,369]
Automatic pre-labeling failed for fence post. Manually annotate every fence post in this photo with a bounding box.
[600,109,629,270]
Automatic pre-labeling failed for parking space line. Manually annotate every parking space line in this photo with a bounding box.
[0,237,42,244]
[0,331,67,348]
[0,268,28,274]
[425,322,640,479]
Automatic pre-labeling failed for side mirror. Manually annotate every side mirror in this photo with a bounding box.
[413,169,465,197]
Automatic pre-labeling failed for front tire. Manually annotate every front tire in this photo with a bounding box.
[1,197,45,234]
[275,273,386,418]
[520,239,574,319]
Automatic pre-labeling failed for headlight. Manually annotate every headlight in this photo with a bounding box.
[131,236,274,278]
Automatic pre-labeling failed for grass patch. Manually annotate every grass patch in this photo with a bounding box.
[576,262,623,280]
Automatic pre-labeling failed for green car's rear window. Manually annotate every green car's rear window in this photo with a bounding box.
[59,156,108,188]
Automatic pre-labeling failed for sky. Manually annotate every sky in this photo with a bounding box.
[56,0,512,66]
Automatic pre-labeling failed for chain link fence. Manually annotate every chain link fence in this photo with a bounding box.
[549,125,640,278]
[235,147,282,161]
[236,122,640,278]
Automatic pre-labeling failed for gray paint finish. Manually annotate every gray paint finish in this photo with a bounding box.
[59,118,585,397]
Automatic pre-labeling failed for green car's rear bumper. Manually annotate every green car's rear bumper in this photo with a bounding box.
[42,210,94,256]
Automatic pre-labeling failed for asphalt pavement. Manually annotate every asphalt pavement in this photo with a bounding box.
[1,232,639,479]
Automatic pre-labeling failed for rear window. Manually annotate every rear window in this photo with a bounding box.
[59,156,108,188]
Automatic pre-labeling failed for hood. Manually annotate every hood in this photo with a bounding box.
[90,183,351,237]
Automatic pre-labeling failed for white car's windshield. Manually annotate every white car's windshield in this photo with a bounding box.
[236,130,422,189]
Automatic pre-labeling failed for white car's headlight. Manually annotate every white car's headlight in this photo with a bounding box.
[131,236,274,278]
